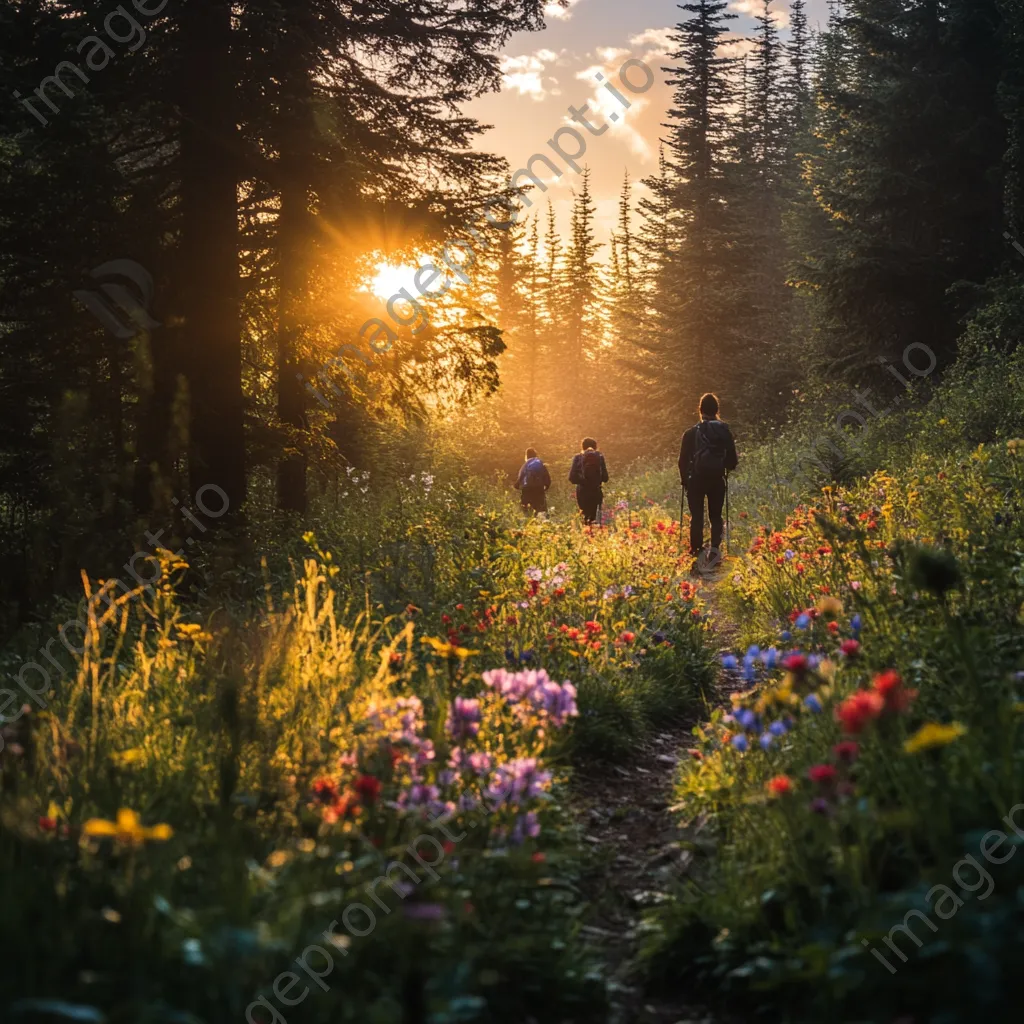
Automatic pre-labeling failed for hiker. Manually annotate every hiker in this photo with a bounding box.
[679,393,738,565]
[568,437,609,526]
[515,446,552,514]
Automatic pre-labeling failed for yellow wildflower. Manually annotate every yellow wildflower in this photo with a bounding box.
[904,721,967,755]
[420,637,477,659]
[83,808,173,845]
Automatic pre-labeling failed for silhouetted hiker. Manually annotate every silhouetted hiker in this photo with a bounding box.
[515,446,552,514]
[568,437,609,526]
[679,393,738,566]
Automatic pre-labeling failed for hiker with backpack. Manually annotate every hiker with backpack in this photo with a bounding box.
[568,438,609,526]
[679,393,738,566]
[515,447,552,514]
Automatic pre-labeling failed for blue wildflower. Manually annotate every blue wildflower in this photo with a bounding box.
[743,658,757,683]
[504,647,516,663]
[519,649,535,664]
[737,708,758,731]
[731,735,749,753]
[746,645,761,659]
[781,630,792,642]
[763,647,780,669]
[759,732,774,750]
[795,613,811,630]
[768,719,788,737]
[851,614,863,636]
[722,654,739,670]
[785,550,795,561]
[652,631,667,644]
[804,694,823,713]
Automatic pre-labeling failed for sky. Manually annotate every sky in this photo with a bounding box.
[465,0,832,247]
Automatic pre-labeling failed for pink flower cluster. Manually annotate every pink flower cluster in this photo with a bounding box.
[481,668,579,728]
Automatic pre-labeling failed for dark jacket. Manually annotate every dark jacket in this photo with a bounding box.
[679,418,738,487]
[569,450,609,490]
[515,457,552,493]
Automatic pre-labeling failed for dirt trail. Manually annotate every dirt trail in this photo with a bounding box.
[571,568,744,1024]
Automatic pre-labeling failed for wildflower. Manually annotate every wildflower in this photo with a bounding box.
[833,741,859,762]
[736,709,758,731]
[804,694,823,713]
[840,639,860,658]
[731,735,749,753]
[619,631,636,644]
[83,808,173,846]
[827,621,839,634]
[785,550,795,561]
[851,614,862,636]
[783,653,808,677]
[766,775,793,797]
[404,903,445,921]
[584,620,603,635]
[904,721,967,755]
[836,690,885,734]
[721,654,739,670]
[810,797,831,816]
[794,613,811,630]
[445,697,481,740]
[808,764,837,785]
[759,732,774,750]
[871,670,917,712]
[768,719,788,736]
[354,775,382,805]
[762,647,780,669]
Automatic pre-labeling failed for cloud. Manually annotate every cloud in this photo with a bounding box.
[719,35,758,60]
[629,27,676,55]
[500,49,563,100]
[574,55,655,162]
[544,0,584,20]
[729,0,791,29]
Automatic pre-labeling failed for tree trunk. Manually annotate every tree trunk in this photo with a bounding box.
[275,60,315,515]
[178,0,246,515]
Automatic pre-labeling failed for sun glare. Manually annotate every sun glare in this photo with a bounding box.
[368,261,419,300]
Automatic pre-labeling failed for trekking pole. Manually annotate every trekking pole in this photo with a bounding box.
[679,483,685,552]
[725,472,730,556]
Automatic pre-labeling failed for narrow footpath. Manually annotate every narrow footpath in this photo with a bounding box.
[571,571,744,1024]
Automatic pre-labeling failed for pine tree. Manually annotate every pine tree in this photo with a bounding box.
[564,167,603,404]
[660,0,737,413]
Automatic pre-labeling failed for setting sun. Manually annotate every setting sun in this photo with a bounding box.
[368,261,419,300]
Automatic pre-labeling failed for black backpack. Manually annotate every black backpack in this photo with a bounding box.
[691,421,728,479]
[580,450,603,487]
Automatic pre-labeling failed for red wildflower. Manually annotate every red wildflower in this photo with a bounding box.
[441,614,451,625]
[443,841,456,854]
[584,620,603,635]
[553,587,566,597]
[38,816,57,832]
[827,620,839,634]
[531,851,546,863]
[833,741,860,762]
[836,690,885,734]
[783,653,808,676]
[389,652,403,666]
[566,628,580,641]
[872,670,917,712]
[766,775,794,797]
[455,604,465,611]
[354,774,382,805]
[506,615,518,626]
[312,777,340,803]
[591,640,602,651]
[619,631,636,644]
[840,639,860,658]
[808,764,837,785]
